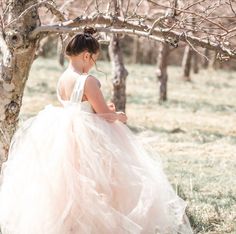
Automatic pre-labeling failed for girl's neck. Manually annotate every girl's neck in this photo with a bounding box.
[68,61,87,74]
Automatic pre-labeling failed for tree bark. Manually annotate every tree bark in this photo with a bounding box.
[108,0,128,112]
[182,45,192,81]
[211,51,223,70]
[192,51,199,74]
[202,48,209,69]
[0,0,40,168]
[156,43,169,102]
[108,34,128,112]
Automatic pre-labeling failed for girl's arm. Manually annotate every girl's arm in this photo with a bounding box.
[84,75,127,123]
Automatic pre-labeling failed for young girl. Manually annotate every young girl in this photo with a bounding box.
[0,27,193,234]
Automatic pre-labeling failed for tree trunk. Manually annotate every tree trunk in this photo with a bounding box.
[182,45,192,81]
[57,36,65,67]
[0,1,40,169]
[211,51,223,70]
[156,43,169,102]
[108,34,128,112]
[202,48,209,69]
[192,51,199,74]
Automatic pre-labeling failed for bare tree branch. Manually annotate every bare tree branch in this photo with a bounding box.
[95,0,100,13]
[4,0,66,28]
[148,16,168,35]
[29,14,236,59]
[84,0,95,14]
[227,0,236,16]
[50,0,76,23]
[147,0,229,33]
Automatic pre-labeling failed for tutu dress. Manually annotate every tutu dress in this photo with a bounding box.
[0,68,193,234]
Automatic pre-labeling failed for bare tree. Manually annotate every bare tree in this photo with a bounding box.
[192,51,199,74]
[202,48,210,69]
[156,43,170,102]
[182,44,193,81]
[109,34,128,112]
[0,0,43,166]
[156,0,177,101]
[181,17,197,81]
[108,0,128,112]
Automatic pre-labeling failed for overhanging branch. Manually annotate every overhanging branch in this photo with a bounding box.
[29,14,236,59]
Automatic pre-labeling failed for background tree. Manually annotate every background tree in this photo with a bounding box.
[156,43,170,102]
[155,0,177,101]
[182,44,193,81]
[108,0,128,112]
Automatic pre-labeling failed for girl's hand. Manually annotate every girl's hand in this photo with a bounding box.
[107,102,116,112]
[116,111,127,123]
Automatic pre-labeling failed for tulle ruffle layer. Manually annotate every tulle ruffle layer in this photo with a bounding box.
[0,104,193,234]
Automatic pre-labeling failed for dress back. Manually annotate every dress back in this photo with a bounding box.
[56,69,94,113]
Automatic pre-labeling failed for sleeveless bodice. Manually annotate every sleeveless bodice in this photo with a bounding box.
[56,68,94,113]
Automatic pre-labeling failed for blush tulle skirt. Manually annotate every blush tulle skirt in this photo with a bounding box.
[0,104,193,234]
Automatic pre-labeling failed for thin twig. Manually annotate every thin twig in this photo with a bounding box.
[185,33,209,61]
[147,0,229,33]
[4,0,65,28]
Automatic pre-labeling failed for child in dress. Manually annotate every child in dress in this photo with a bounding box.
[0,27,193,234]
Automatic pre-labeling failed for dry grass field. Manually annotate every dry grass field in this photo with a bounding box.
[20,57,236,234]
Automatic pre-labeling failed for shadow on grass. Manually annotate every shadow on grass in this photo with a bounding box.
[128,124,173,134]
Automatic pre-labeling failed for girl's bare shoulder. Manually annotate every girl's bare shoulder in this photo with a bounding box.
[86,75,101,89]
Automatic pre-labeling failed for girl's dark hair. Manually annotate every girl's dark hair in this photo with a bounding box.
[65,27,100,56]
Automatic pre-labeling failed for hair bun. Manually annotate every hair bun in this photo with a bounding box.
[83,26,97,35]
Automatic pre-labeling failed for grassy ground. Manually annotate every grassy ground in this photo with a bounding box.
[21,57,236,234]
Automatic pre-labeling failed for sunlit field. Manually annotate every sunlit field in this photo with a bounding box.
[20,57,236,234]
